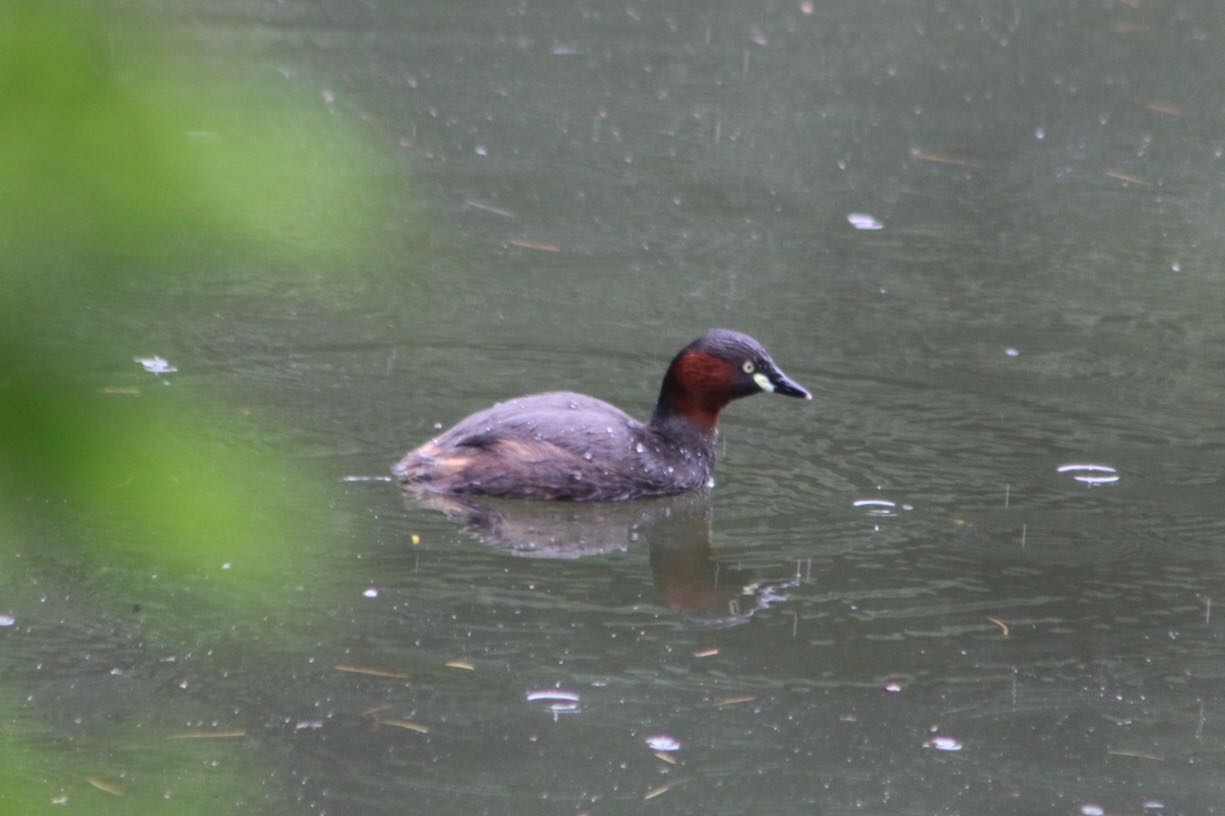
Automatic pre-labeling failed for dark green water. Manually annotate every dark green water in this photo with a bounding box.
[12,1,1225,813]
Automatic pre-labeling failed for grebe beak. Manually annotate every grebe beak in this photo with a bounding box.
[767,368,812,400]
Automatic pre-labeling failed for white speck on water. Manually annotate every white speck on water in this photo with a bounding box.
[883,681,905,693]
[322,90,335,104]
[1080,805,1105,816]
[475,145,488,156]
[928,735,962,751]
[362,586,380,599]
[1171,261,1181,272]
[134,355,177,375]
[1004,346,1020,357]
[342,475,394,483]
[295,720,325,731]
[605,426,614,434]
[51,796,69,805]
[0,614,15,627]
[634,442,645,454]
[109,667,124,676]
[1035,126,1046,140]
[705,476,716,488]
[582,451,593,461]
[221,562,232,570]
[646,734,680,752]
[1143,800,1165,810]
[847,212,884,230]
[568,401,578,409]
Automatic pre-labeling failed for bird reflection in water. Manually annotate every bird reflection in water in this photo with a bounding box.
[404,489,796,626]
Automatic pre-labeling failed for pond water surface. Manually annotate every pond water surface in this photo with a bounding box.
[13,1,1225,813]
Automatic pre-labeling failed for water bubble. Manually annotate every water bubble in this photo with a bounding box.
[928,735,962,751]
[645,734,681,752]
[1056,463,1119,486]
[362,586,380,599]
[1004,346,1020,357]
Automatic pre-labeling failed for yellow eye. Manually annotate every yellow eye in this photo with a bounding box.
[742,360,755,374]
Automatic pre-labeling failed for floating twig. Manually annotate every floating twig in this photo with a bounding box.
[335,664,411,680]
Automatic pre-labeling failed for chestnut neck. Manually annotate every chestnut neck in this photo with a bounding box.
[649,350,734,439]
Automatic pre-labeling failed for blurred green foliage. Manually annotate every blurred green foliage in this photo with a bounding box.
[0,0,388,810]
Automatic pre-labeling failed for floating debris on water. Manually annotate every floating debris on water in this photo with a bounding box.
[712,694,757,708]
[910,148,988,168]
[1106,169,1154,187]
[883,681,905,693]
[928,735,963,752]
[853,498,898,517]
[847,212,884,231]
[526,689,580,703]
[342,475,394,483]
[645,734,681,752]
[377,718,430,734]
[1080,804,1105,816]
[508,238,562,252]
[362,586,379,599]
[1057,463,1120,486]
[134,355,177,375]
[167,729,247,740]
[445,659,475,671]
[294,720,324,732]
[335,664,411,680]
[692,647,719,658]
[85,778,126,797]
[0,614,15,627]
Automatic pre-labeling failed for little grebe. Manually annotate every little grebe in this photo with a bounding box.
[393,329,810,501]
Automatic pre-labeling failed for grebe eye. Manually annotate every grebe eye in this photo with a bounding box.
[742,360,755,374]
